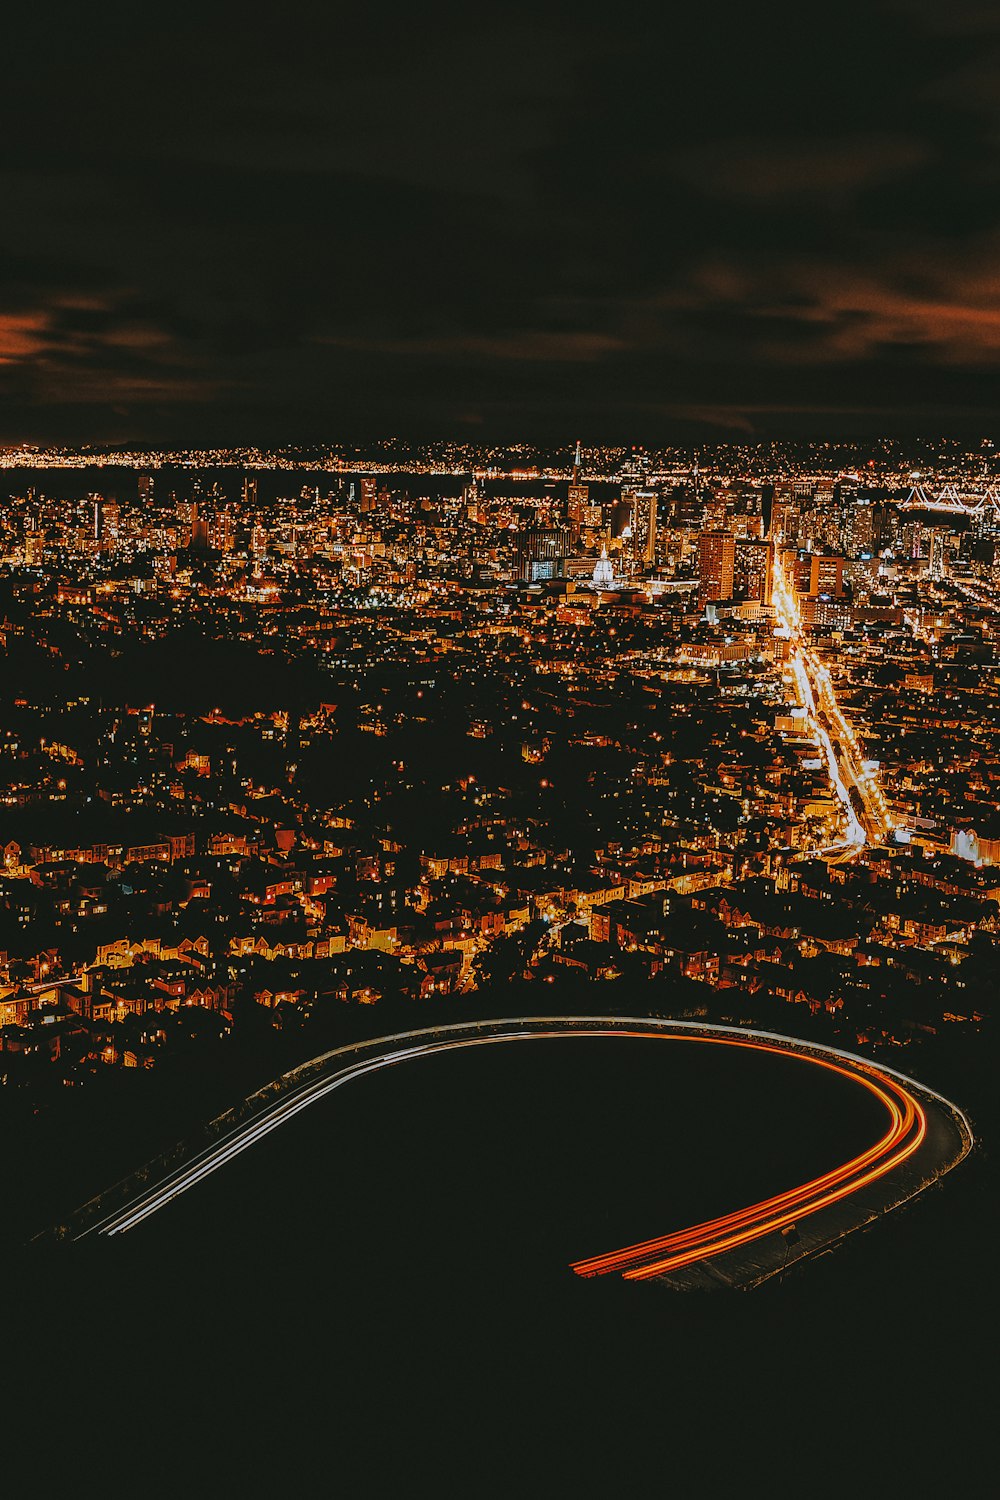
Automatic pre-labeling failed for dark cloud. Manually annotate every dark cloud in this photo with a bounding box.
[2,0,1000,443]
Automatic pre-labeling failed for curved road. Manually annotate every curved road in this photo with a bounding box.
[66,1017,973,1287]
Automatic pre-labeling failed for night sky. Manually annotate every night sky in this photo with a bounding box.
[5,0,1000,446]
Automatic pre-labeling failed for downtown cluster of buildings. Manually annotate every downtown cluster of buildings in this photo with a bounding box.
[0,443,996,1083]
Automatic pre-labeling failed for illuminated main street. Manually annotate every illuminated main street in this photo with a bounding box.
[771,553,895,861]
[63,1018,972,1290]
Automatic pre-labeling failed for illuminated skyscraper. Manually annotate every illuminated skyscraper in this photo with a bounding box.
[769,485,799,545]
[702,484,729,531]
[516,528,567,582]
[735,539,773,604]
[697,531,736,606]
[567,439,589,533]
[208,510,234,552]
[809,553,846,596]
[842,501,875,557]
[929,531,946,579]
[902,521,925,560]
[567,484,590,533]
[631,490,658,566]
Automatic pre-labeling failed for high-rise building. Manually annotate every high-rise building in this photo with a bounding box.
[463,481,481,521]
[566,442,589,531]
[631,490,658,566]
[242,475,259,508]
[176,499,195,545]
[697,531,736,606]
[842,501,875,557]
[735,539,773,604]
[929,531,946,579]
[138,474,154,506]
[516,528,567,583]
[769,485,799,545]
[809,553,846,596]
[794,550,847,597]
[567,455,590,532]
[360,478,378,513]
[96,500,120,551]
[902,521,925,560]
[702,485,729,531]
[208,510,234,553]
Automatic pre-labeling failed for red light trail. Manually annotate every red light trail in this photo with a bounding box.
[570,1032,927,1280]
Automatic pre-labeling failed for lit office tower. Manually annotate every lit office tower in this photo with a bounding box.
[769,484,799,544]
[92,496,119,548]
[567,440,589,533]
[209,510,234,552]
[631,489,658,565]
[360,477,378,513]
[176,499,195,544]
[929,530,946,579]
[100,500,120,550]
[567,483,590,533]
[842,501,875,557]
[463,481,481,521]
[902,521,925,560]
[190,510,210,551]
[702,484,729,530]
[516,528,567,582]
[807,553,846,596]
[138,473,154,506]
[697,530,736,606]
[735,539,773,604]
[242,475,259,508]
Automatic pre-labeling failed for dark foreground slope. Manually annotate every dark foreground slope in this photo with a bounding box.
[7,1032,994,1495]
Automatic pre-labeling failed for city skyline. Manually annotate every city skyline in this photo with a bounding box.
[0,450,991,1321]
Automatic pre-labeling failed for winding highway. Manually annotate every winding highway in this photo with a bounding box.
[66,1017,972,1288]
